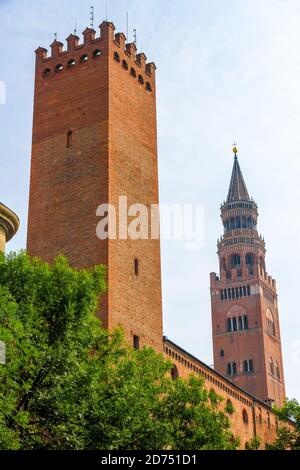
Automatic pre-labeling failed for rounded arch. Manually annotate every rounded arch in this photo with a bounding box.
[231,254,241,268]
[80,54,88,63]
[269,357,274,375]
[225,399,234,414]
[246,253,255,267]
[275,361,280,379]
[171,364,179,380]
[43,68,51,77]
[55,63,63,72]
[266,309,275,336]
[226,305,248,332]
[242,409,249,424]
[243,358,254,373]
[113,51,120,62]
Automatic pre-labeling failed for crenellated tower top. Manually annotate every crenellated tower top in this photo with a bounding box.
[34,21,156,85]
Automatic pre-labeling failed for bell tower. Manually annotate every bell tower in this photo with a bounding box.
[210,146,286,406]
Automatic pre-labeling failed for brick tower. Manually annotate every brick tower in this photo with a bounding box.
[27,21,163,351]
[210,146,286,406]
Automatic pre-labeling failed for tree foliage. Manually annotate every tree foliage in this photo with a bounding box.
[0,252,238,450]
[267,399,300,450]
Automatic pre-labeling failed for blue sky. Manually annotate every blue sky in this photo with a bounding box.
[1,0,300,400]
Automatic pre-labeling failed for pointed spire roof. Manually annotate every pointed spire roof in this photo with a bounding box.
[226,149,250,203]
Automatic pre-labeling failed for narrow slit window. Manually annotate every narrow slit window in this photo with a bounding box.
[66,130,73,148]
[133,335,140,350]
[134,258,139,276]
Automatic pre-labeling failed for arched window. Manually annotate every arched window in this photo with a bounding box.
[246,253,254,266]
[227,362,237,376]
[243,315,248,330]
[242,216,247,228]
[130,67,136,77]
[43,68,51,77]
[232,317,237,331]
[227,318,232,332]
[243,409,249,424]
[55,63,63,72]
[122,59,128,70]
[93,49,101,57]
[138,74,144,84]
[244,359,254,373]
[266,309,275,336]
[275,362,280,379]
[269,357,274,375]
[80,54,88,63]
[66,130,73,148]
[146,82,152,92]
[171,365,179,380]
[220,349,225,357]
[231,254,240,268]
[247,217,252,229]
[68,59,76,67]
[230,217,235,229]
[134,258,139,276]
[238,316,243,330]
[113,52,120,62]
[133,335,140,350]
[235,216,241,228]
[225,399,234,414]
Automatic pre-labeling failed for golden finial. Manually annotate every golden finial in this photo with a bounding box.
[232,142,238,156]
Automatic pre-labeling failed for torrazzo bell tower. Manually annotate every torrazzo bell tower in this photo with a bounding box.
[210,146,285,406]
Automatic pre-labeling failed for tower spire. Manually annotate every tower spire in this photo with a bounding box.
[226,146,250,203]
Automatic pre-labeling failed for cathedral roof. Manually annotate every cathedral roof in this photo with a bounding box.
[226,154,250,203]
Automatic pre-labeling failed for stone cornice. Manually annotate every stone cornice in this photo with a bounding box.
[0,202,20,242]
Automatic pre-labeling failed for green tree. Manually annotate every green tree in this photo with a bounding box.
[0,252,239,450]
[267,399,300,450]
